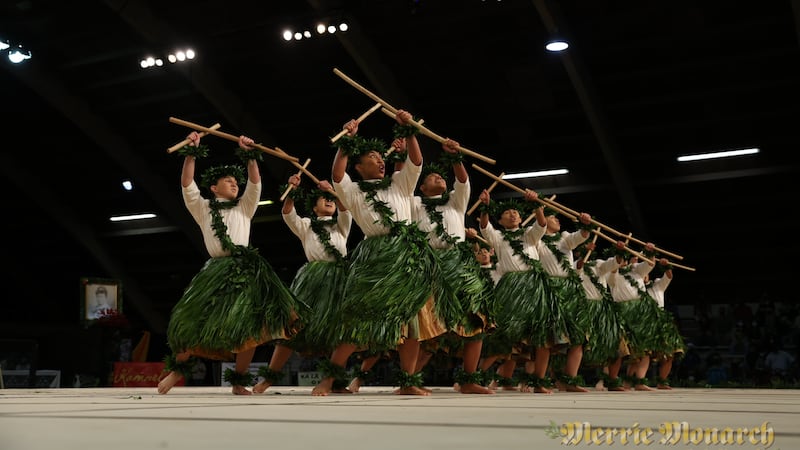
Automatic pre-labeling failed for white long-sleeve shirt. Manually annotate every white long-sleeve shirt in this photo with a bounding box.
[182,179,260,258]
[647,275,671,308]
[411,179,469,249]
[333,155,421,237]
[537,230,589,277]
[479,220,546,277]
[609,261,654,302]
[579,256,620,301]
[282,209,352,262]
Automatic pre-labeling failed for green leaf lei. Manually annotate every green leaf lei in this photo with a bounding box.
[541,233,575,274]
[310,216,346,263]
[357,178,395,229]
[208,198,241,254]
[223,368,254,386]
[392,121,421,138]
[421,191,459,247]
[234,146,263,163]
[500,228,543,270]
[177,143,210,158]
[394,370,424,388]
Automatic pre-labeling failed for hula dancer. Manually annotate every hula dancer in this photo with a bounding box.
[478,188,561,394]
[646,257,687,390]
[410,139,495,395]
[533,206,593,392]
[252,174,352,394]
[607,243,660,391]
[158,133,302,395]
[574,240,630,390]
[312,109,441,396]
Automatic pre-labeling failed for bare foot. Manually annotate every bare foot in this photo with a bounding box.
[312,378,334,396]
[460,383,495,394]
[420,386,432,393]
[555,381,566,392]
[252,380,272,394]
[533,386,553,394]
[657,384,673,390]
[453,382,461,392]
[518,384,532,393]
[232,385,253,395]
[565,384,590,392]
[157,371,182,395]
[608,386,627,391]
[347,377,362,393]
[595,379,605,391]
[487,380,499,390]
[394,386,431,396]
[634,384,654,391]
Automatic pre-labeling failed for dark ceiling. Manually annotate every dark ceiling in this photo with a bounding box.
[2,0,799,339]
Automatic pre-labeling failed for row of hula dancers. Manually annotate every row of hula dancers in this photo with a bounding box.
[157,108,686,396]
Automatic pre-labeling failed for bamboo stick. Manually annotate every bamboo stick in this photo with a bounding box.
[581,228,601,264]
[274,148,340,200]
[168,117,299,163]
[333,68,398,115]
[467,172,505,216]
[535,191,684,261]
[280,159,311,201]
[592,228,654,265]
[521,195,557,227]
[380,108,496,165]
[471,163,577,220]
[330,102,383,143]
[384,118,425,157]
[167,123,221,153]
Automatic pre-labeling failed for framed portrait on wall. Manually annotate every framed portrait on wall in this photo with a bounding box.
[80,277,122,323]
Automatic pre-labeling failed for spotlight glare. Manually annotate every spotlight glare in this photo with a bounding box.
[338,23,348,32]
[122,180,133,191]
[283,30,293,41]
[185,49,195,59]
[316,23,327,34]
[0,40,9,50]
[303,30,311,38]
[140,59,148,68]
[327,25,336,33]
[545,40,569,52]
[155,58,163,66]
[168,54,177,63]
[294,32,303,40]
[145,56,155,66]
[176,51,186,61]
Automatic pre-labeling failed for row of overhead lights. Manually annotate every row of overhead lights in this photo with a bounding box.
[0,38,32,64]
[139,47,196,69]
[282,20,349,41]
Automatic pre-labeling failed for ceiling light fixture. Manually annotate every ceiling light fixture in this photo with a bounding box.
[110,213,157,222]
[502,168,569,180]
[677,147,760,162]
[7,45,32,64]
[545,40,569,52]
[0,39,9,51]
[122,180,133,191]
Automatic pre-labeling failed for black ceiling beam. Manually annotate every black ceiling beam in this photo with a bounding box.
[531,0,648,237]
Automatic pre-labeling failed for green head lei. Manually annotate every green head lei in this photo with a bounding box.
[420,162,450,190]
[488,198,532,222]
[200,164,245,190]
[304,188,338,216]
[334,135,388,169]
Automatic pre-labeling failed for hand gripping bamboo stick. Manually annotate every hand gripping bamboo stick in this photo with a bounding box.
[470,164,576,220]
[582,228,601,264]
[380,108,496,165]
[168,117,299,163]
[280,159,311,201]
[167,123,221,153]
[330,103,382,143]
[534,191,684,261]
[521,195,557,227]
[592,228,654,265]
[467,172,505,216]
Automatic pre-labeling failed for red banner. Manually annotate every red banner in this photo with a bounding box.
[112,362,183,387]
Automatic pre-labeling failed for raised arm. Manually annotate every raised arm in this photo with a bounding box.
[443,138,467,183]
[282,174,301,214]
[238,135,261,184]
[181,132,200,188]
[332,119,358,183]
[395,110,422,166]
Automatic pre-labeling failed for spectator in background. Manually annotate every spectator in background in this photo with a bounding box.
[763,339,795,379]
